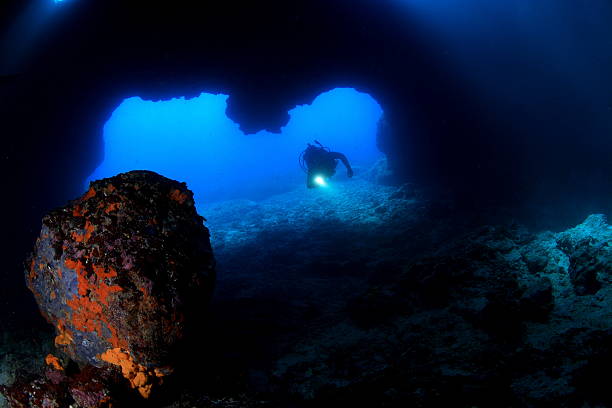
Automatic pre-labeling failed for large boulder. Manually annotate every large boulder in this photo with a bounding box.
[556,214,612,296]
[25,170,215,398]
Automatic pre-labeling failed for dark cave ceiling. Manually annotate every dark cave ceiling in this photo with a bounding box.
[0,0,495,191]
[2,0,612,300]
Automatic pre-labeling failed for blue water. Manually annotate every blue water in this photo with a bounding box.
[87,88,383,206]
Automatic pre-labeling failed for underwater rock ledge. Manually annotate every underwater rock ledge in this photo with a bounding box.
[2,177,611,407]
[268,213,611,407]
[10,170,215,404]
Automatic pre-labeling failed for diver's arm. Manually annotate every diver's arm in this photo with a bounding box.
[329,152,354,177]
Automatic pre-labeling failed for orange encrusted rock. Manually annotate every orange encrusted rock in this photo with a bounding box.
[83,186,97,200]
[54,322,73,346]
[104,202,120,213]
[45,354,63,371]
[25,170,215,399]
[100,348,167,398]
[169,188,189,204]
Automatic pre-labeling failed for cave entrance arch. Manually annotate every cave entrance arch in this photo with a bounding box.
[87,87,384,209]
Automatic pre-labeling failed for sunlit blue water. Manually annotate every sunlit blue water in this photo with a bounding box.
[87,88,383,206]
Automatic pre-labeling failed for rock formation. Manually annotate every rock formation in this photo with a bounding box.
[23,170,215,400]
[2,176,611,407]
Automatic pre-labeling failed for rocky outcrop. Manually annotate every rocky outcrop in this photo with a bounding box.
[3,178,611,407]
[270,213,611,407]
[556,214,612,295]
[0,363,118,408]
[22,170,215,400]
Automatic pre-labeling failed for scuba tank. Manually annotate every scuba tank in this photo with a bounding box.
[299,141,330,172]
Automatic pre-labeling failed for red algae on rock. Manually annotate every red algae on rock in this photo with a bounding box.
[169,188,189,204]
[25,170,215,399]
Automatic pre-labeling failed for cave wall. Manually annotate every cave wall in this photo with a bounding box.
[2,0,612,327]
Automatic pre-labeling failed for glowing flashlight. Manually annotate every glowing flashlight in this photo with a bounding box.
[314,176,327,187]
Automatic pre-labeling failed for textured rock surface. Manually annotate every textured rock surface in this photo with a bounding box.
[0,330,54,408]
[201,181,611,407]
[24,170,215,398]
[264,213,611,407]
[3,176,611,407]
[0,363,119,408]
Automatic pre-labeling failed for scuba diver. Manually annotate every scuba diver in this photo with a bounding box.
[299,141,354,188]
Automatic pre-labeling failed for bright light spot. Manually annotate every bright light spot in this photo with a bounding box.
[88,88,384,206]
[314,176,327,187]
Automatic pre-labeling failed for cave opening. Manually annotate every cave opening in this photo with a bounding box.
[87,87,384,210]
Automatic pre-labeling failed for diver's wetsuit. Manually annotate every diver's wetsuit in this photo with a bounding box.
[303,145,353,188]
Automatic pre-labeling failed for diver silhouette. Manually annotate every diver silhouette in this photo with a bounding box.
[299,141,354,188]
